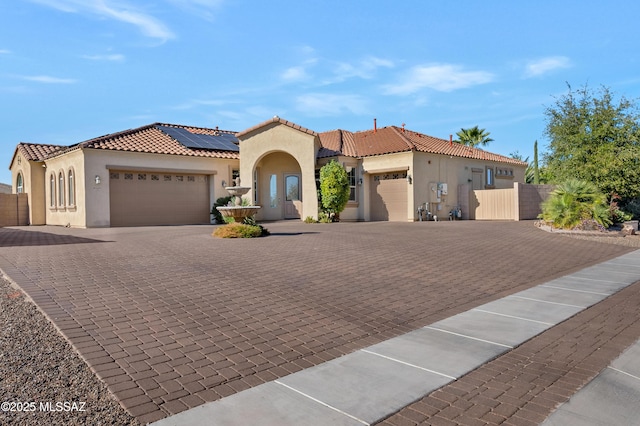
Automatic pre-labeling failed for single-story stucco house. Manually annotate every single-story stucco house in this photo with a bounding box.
[9,117,526,227]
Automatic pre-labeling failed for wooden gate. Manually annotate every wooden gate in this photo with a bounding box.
[471,188,515,220]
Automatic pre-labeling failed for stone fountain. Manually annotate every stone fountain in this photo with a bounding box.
[217,177,261,223]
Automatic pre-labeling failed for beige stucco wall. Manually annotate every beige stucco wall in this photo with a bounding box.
[44,149,86,227]
[44,149,239,228]
[411,152,526,221]
[10,155,47,225]
[239,123,319,220]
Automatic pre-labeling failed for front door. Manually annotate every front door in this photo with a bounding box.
[472,169,483,190]
[284,174,302,219]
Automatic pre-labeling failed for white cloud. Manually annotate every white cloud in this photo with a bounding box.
[281,54,394,86]
[281,66,309,82]
[332,56,394,82]
[383,64,494,95]
[20,75,77,84]
[165,0,223,20]
[524,56,572,78]
[295,93,369,117]
[29,0,175,42]
[279,57,318,83]
[0,49,11,54]
[82,53,125,61]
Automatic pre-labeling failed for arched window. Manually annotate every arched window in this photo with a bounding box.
[16,173,24,194]
[50,174,55,207]
[68,169,75,206]
[58,172,65,207]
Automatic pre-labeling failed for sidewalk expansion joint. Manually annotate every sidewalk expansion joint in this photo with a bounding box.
[607,367,640,382]
[274,380,370,426]
[471,308,555,326]
[509,295,586,308]
[424,326,513,349]
[360,349,457,380]
[540,284,611,296]
[569,275,625,284]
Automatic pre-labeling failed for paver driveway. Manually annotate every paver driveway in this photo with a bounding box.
[0,221,634,424]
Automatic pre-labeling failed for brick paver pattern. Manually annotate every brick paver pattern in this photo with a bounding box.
[0,221,636,424]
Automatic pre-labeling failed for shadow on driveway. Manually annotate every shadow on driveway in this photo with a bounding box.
[0,228,110,247]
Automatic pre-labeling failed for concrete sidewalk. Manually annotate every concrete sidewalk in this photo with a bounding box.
[542,338,640,425]
[151,250,640,425]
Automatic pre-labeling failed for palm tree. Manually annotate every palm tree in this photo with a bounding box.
[454,126,493,148]
[540,179,611,229]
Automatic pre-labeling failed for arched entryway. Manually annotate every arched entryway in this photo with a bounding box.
[237,118,320,221]
[253,151,303,220]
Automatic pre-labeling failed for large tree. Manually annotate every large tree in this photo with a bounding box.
[543,84,640,199]
[454,126,493,148]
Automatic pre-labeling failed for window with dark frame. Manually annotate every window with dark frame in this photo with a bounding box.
[485,166,494,188]
[347,167,356,202]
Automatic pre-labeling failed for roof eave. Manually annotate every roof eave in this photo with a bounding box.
[236,116,318,139]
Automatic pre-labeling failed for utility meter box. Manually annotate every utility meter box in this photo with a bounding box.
[429,182,444,203]
[429,182,448,203]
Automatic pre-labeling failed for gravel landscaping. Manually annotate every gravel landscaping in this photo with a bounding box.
[0,274,139,426]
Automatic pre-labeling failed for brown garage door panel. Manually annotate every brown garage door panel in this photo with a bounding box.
[110,172,209,226]
[370,173,408,221]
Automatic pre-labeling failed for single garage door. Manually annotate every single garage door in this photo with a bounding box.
[109,171,210,226]
[369,172,408,221]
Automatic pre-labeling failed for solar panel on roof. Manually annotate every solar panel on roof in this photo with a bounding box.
[156,125,239,152]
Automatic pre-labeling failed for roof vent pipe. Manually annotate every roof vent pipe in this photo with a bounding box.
[449,134,453,146]
[402,123,406,133]
[374,118,377,133]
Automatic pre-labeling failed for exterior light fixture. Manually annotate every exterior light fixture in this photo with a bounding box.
[407,174,412,184]
[221,180,226,188]
[95,175,101,185]
[358,178,363,185]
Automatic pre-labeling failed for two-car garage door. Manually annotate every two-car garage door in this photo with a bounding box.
[109,170,210,226]
[369,172,408,221]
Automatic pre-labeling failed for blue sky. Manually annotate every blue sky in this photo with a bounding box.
[2,1,640,184]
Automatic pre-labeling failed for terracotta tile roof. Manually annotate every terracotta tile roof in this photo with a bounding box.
[14,119,524,167]
[318,125,527,166]
[236,116,318,139]
[16,142,65,161]
[317,130,359,158]
[49,123,240,160]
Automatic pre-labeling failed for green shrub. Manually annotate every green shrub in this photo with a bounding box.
[621,197,640,220]
[318,211,332,223]
[242,216,270,235]
[211,196,233,223]
[609,195,634,223]
[540,179,611,229]
[304,216,316,223]
[319,160,350,220]
[212,223,264,238]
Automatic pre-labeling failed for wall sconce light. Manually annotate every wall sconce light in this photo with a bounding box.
[357,178,363,185]
[94,175,101,185]
[221,180,227,188]
[406,174,412,184]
